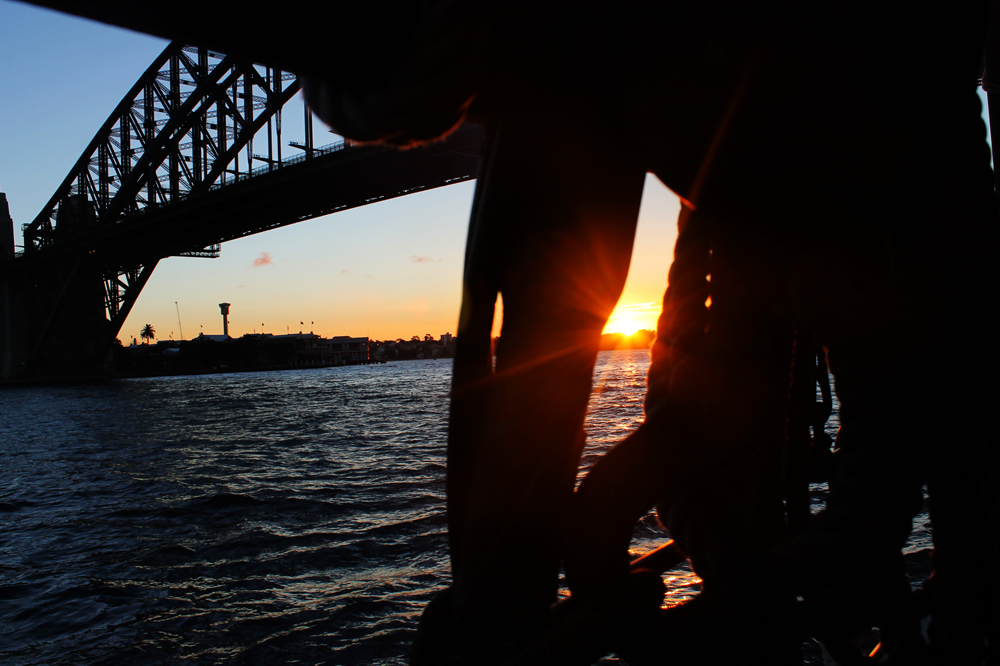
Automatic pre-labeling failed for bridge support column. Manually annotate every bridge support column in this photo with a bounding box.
[1,273,24,380]
[1,193,25,380]
[1,254,151,381]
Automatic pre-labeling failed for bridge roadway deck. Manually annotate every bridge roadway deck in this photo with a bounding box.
[7,123,484,271]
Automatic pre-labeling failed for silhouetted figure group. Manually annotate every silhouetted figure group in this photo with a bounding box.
[369,3,996,664]
[26,0,1000,663]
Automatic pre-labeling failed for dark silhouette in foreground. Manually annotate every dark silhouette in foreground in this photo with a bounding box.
[20,1,1000,663]
[324,5,1000,664]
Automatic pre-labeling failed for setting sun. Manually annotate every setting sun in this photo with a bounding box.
[606,319,642,336]
[602,302,660,336]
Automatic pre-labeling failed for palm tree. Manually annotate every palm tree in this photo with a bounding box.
[140,323,155,345]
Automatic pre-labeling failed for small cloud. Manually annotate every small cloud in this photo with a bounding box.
[341,269,350,275]
[401,298,429,314]
[253,252,273,267]
[411,255,441,264]
[235,284,247,289]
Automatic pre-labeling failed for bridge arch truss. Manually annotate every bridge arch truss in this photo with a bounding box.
[24,42,301,253]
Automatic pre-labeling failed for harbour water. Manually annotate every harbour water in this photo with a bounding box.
[0,350,929,665]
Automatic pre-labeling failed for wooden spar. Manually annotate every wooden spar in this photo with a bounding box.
[446,121,501,568]
[629,540,685,573]
[984,0,1000,194]
[785,327,817,534]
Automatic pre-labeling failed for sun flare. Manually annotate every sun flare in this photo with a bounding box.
[602,302,660,337]
[605,319,643,336]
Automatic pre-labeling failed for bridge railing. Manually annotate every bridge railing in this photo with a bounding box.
[208,139,350,190]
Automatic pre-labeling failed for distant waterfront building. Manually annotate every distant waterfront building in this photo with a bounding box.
[269,333,369,365]
[441,332,453,345]
[194,333,230,343]
[272,333,324,366]
[325,336,369,364]
[113,331,373,376]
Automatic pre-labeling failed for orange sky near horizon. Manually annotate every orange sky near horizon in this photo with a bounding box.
[119,174,681,344]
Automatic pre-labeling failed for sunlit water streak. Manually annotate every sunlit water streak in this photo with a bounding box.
[0,351,929,665]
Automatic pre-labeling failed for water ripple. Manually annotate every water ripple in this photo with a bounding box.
[0,352,920,665]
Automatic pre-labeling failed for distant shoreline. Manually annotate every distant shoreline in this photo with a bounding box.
[0,348,656,388]
[597,330,655,352]
[0,358,387,388]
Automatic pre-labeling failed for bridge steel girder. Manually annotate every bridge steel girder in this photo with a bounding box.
[96,124,486,256]
[23,42,300,256]
[1,41,304,379]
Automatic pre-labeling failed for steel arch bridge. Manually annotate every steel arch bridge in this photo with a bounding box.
[0,41,483,380]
